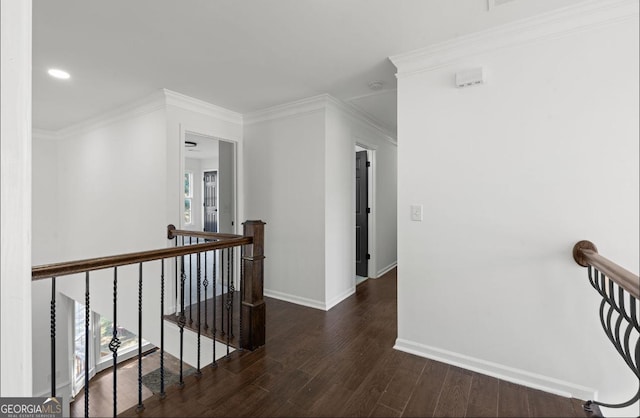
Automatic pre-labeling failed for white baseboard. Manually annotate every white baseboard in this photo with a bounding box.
[264,289,326,311]
[394,338,596,401]
[34,380,71,398]
[325,287,356,311]
[265,287,356,311]
[376,261,397,278]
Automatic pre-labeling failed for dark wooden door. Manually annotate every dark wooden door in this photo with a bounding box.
[204,170,218,232]
[355,151,368,277]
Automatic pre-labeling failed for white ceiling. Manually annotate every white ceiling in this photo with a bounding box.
[32,0,586,134]
[185,132,219,160]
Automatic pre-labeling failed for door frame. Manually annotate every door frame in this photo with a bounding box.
[179,126,238,235]
[355,141,377,279]
[178,125,240,291]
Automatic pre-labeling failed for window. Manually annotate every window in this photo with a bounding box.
[71,301,153,399]
[98,317,139,361]
[184,171,193,224]
[72,301,87,397]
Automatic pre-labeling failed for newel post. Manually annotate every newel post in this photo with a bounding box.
[241,220,266,350]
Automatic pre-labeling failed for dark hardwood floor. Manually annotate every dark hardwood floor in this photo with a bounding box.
[164,290,241,349]
[102,268,589,417]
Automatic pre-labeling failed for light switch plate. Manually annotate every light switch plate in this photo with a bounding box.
[411,204,423,221]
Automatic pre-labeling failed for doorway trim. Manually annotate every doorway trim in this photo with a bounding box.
[179,125,240,292]
[355,140,377,280]
[179,125,238,235]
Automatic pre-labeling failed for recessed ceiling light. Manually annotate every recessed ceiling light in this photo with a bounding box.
[48,68,70,80]
[368,81,384,91]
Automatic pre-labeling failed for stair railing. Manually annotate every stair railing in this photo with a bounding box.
[31,220,265,418]
[573,240,639,414]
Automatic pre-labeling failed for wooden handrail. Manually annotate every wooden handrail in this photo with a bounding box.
[573,240,640,300]
[32,236,252,280]
[167,224,243,241]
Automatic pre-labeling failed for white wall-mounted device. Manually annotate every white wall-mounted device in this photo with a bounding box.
[410,204,423,222]
[455,67,486,88]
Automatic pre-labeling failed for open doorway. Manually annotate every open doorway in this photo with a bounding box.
[183,132,236,234]
[182,131,238,302]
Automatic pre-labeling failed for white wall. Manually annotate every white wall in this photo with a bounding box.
[201,157,218,172]
[393,4,639,416]
[31,136,71,402]
[325,101,398,308]
[244,110,327,308]
[325,106,356,306]
[55,108,168,260]
[32,138,60,265]
[31,106,170,405]
[1,0,33,397]
[185,157,203,231]
[244,96,397,310]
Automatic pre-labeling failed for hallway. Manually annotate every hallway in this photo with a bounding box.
[113,268,586,417]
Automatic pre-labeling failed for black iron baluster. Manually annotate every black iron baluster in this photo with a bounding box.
[136,263,144,412]
[50,276,56,397]
[196,246,202,377]
[189,237,193,325]
[604,277,628,365]
[632,293,640,330]
[239,245,244,352]
[622,294,638,375]
[203,250,209,331]
[212,248,217,367]
[230,247,235,338]
[585,268,640,410]
[613,285,628,367]
[174,237,179,316]
[180,235,184,316]
[604,278,617,346]
[226,247,231,356]
[611,284,638,376]
[588,266,597,290]
[178,255,186,388]
[109,268,121,418]
[84,272,90,417]
[220,248,225,336]
[160,259,166,399]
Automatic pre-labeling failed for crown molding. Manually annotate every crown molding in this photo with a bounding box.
[32,128,60,141]
[390,0,638,77]
[326,96,397,145]
[243,94,330,125]
[244,93,397,144]
[53,90,167,139]
[344,87,397,103]
[163,88,243,125]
